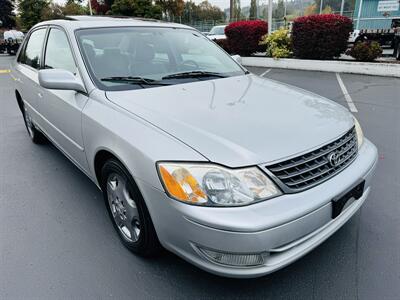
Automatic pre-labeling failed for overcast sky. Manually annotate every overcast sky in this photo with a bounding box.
[53,0,256,11]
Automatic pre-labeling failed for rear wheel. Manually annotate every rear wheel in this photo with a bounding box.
[22,105,47,144]
[101,159,161,256]
[396,43,400,61]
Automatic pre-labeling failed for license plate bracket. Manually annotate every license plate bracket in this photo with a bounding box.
[331,180,365,219]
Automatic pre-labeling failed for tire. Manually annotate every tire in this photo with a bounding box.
[22,105,47,144]
[101,158,161,256]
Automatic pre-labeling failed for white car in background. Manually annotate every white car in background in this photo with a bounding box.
[207,25,227,40]
[348,30,361,44]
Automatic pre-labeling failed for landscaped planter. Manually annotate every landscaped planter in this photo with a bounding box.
[241,57,400,78]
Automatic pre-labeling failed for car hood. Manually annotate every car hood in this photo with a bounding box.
[106,74,354,167]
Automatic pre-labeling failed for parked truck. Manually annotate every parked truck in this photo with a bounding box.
[352,0,400,59]
[3,29,24,55]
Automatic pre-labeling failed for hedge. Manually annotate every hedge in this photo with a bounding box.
[346,41,383,62]
[225,20,268,56]
[292,14,353,60]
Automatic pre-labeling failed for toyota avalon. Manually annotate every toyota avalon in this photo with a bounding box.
[12,16,378,278]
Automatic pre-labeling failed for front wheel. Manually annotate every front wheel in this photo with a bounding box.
[101,159,161,256]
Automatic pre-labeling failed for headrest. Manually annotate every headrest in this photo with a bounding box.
[135,44,155,62]
[103,48,123,57]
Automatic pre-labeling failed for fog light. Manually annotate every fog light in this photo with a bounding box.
[197,246,266,267]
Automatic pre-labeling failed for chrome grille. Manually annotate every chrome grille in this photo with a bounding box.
[266,127,358,192]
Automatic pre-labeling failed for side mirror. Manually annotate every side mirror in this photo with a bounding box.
[231,54,242,65]
[38,69,86,93]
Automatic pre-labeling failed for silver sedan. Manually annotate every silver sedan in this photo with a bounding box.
[12,16,378,278]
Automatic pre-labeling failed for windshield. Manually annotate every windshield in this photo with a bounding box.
[209,26,225,35]
[76,27,244,91]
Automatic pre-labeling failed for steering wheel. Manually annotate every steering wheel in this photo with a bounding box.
[179,60,200,69]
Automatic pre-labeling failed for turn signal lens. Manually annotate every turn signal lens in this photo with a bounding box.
[159,166,207,204]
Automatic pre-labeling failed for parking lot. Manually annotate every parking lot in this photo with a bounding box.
[0,53,399,299]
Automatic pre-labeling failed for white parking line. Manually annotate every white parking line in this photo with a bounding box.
[260,69,271,77]
[335,73,358,113]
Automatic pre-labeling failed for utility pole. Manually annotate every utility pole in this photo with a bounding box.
[319,0,324,14]
[356,0,363,30]
[268,0,272,34]
[340,0,345,15]
[284,0,287,18]
[88,0,93,15]
[256,0,259,19]
[230,0,234,22]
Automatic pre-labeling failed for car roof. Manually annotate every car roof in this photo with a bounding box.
[33,16,193,31]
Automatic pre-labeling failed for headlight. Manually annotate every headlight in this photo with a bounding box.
[354,117,364,149]
[157,163,281,206]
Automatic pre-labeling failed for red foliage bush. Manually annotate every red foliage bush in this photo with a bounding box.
[90,0,110,14]
[292,14,353,60]
[225,20,268,56]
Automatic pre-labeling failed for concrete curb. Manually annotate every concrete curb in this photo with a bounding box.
[242,57,400,78]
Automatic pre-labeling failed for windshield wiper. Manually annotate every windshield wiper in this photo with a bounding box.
[162,71,227,80]
[100,76,171,86]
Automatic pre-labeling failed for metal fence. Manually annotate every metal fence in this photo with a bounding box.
[179,11,356,33]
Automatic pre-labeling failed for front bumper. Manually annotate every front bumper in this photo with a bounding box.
[138,139,378,278]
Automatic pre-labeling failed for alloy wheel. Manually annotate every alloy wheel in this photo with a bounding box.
[106,173,141,242]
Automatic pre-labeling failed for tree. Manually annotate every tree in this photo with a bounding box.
[249,0,257,20]
[18,0,50,30]
[62,1,87,15]
[273,0,285,19]
[322,5,333,14]
[156,0,184,21]
[41,3,64,20]
[197,1,224,20]
[233,0,241,21]
[111,0,162,18]
[304,4,317,16]
[0,0,16,28]
[181,1,224,23]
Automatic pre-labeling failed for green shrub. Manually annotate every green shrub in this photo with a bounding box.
[259,28,292,58]
[346,41,383,62]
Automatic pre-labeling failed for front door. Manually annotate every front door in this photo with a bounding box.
[38,27,89,172]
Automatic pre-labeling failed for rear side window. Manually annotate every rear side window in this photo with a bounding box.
[44,28,76,74]
[18,28,47,69]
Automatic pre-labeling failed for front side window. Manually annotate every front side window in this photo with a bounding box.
[19,28,47,69]
[76,27,245,91]
[44,28,76,74]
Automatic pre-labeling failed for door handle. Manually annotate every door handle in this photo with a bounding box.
[38,92,43,98]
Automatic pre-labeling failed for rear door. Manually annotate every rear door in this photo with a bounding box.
[14,27,47,123]
[38,26,89,172]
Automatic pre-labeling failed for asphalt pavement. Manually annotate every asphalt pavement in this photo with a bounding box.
[1,54,399,299]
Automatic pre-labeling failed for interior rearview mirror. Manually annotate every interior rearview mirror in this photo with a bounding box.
[38,69,86,93]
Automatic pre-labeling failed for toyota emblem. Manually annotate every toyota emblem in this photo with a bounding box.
[327,152,340,167]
